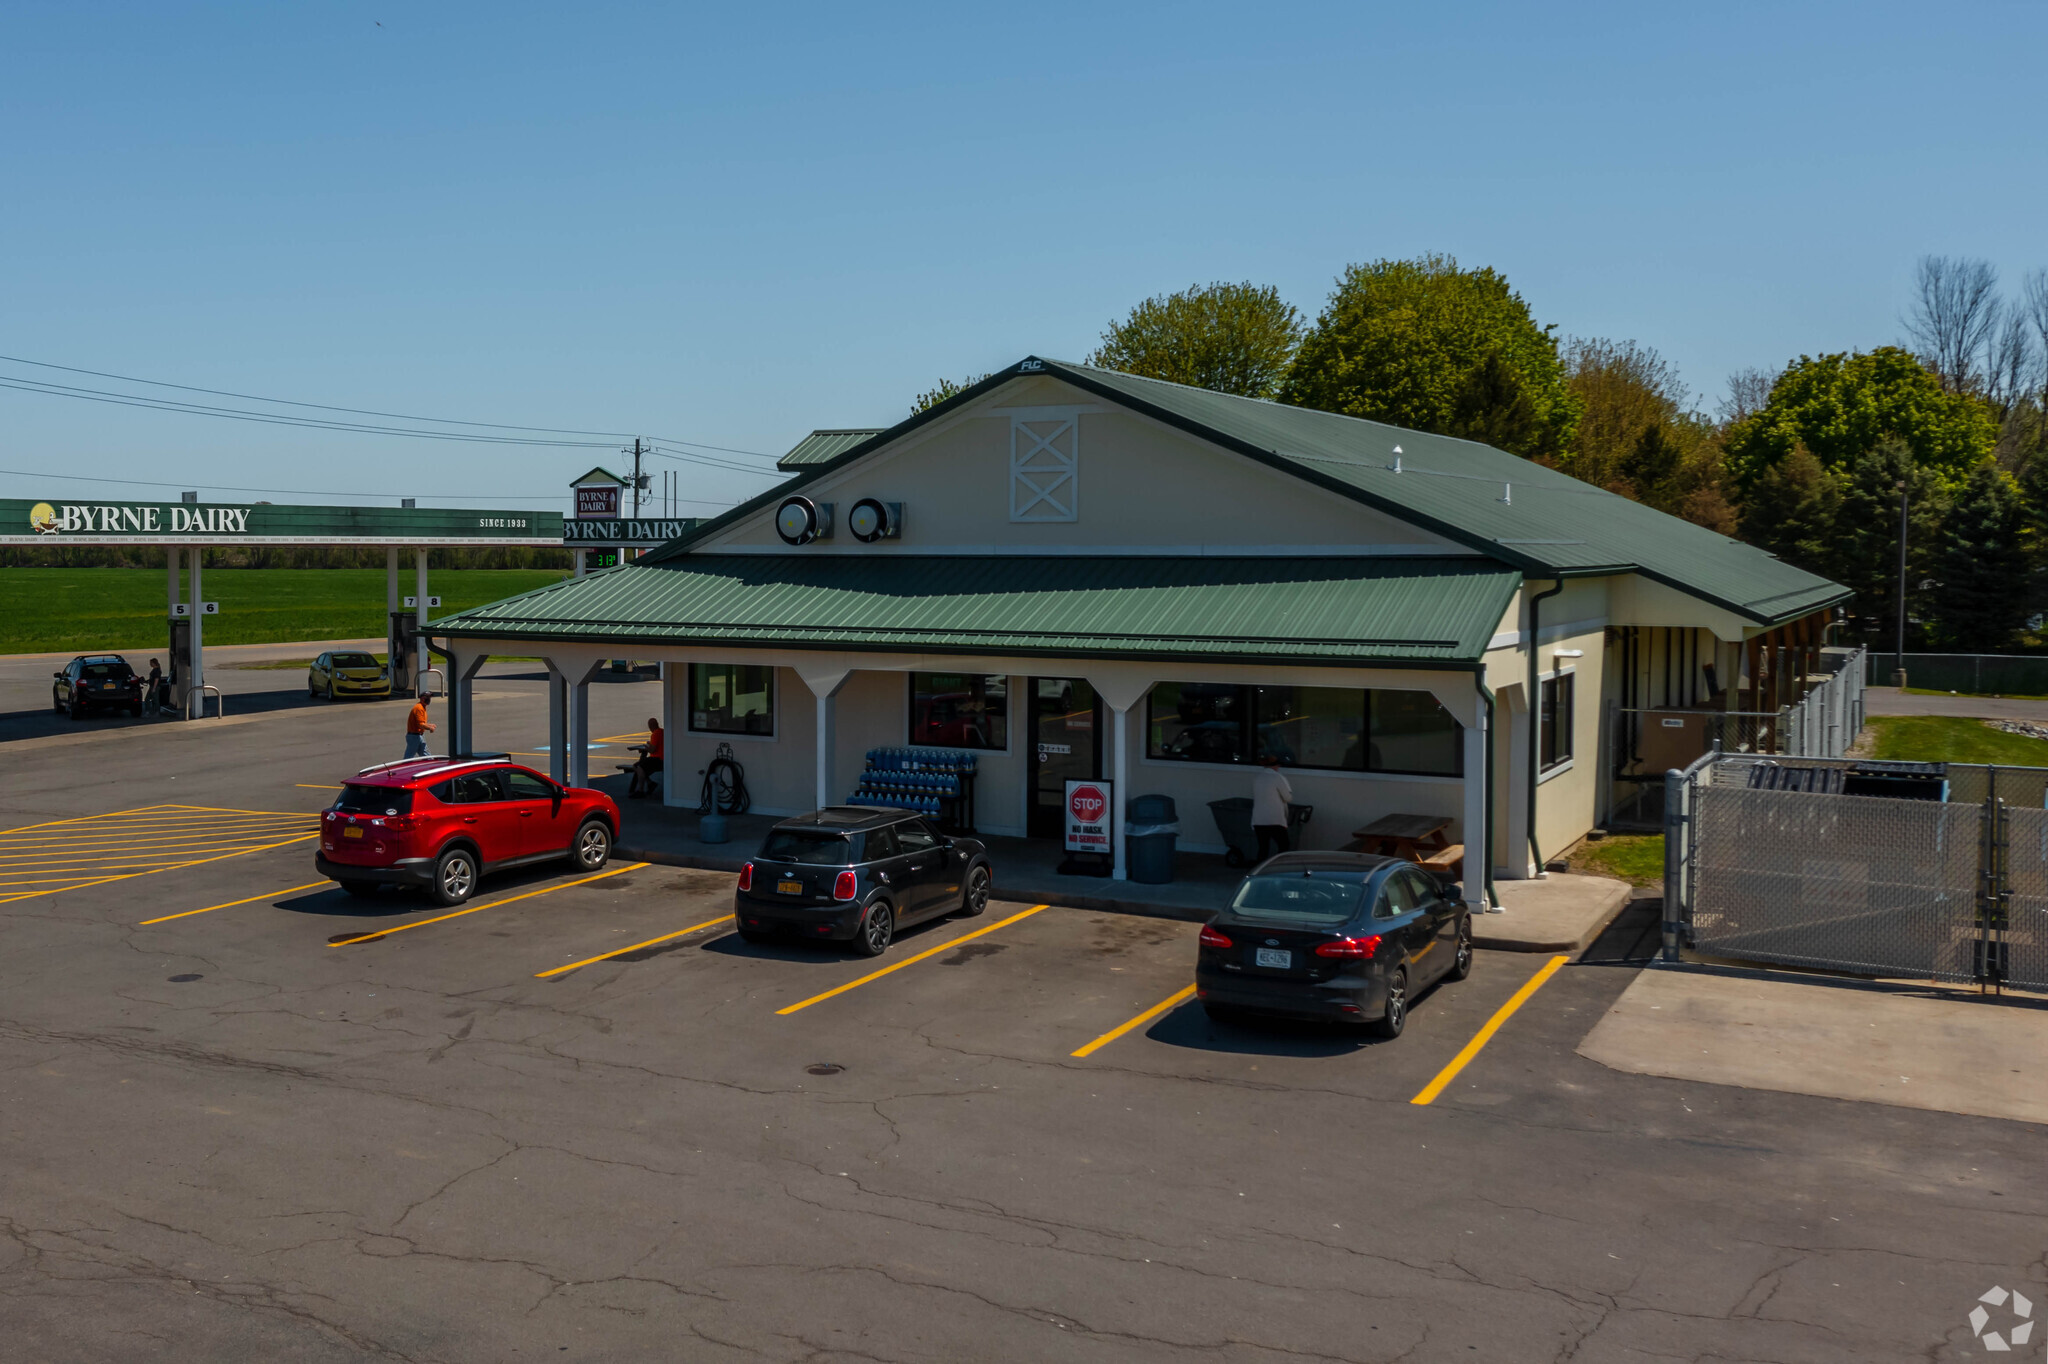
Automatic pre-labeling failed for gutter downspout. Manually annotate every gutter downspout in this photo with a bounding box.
[1527,579,1564,877]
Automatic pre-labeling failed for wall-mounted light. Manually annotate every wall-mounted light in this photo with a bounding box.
[1554,648,1584,659]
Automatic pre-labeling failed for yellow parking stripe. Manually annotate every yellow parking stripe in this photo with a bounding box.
[775,905,1047,1016]
[326,862,648,947]
[139,880,334,925]
[1410,954,1570,1106]
[0,832,322,905]
[1071,984,1197,1058]
[535,914,734,977]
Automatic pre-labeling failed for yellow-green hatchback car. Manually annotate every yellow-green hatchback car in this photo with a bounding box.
[309,651,391,701]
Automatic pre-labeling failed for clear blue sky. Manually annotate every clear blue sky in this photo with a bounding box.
[5,2,2044,513]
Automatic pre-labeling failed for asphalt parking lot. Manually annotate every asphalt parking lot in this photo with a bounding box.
[2,652,2044,1362]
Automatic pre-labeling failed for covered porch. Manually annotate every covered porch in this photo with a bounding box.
[428,553,1525,913]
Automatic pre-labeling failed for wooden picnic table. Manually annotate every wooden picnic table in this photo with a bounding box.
[1350,813,1453,863]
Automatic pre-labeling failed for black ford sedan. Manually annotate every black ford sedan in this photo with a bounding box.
[1195,852,1471,1038]
[734,807,993,956]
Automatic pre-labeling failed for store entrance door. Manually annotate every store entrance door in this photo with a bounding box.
[1029,678,1102,839]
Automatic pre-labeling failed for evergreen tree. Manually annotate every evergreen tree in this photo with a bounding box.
[1931,458,2031,650]
[1736,448,1839,577]
[1822,440,1948,648]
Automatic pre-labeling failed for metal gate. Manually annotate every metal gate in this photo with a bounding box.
[1664,755,2048,991]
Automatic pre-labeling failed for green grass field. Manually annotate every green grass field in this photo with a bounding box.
[0,568,568,655]
[1866,715,2048,765]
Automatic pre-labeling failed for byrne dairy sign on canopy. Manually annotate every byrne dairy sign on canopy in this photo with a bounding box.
[2,499,564,546]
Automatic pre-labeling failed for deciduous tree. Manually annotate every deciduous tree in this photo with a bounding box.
[1087,282,1303,399]
[1282,255,1579,460]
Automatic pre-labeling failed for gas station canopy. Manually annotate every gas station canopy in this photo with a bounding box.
[2,497,563,546]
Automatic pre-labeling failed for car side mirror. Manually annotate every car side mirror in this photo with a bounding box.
[1445,882,1464,904]
[53,672,63,680]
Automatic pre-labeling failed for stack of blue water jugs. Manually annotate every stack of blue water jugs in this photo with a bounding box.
[846,746,977,816]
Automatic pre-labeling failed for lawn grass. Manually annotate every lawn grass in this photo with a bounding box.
[1903,686,2048,701]
[0,568,567,655]
[1573,833,1663,886]
[1866,715,2048,765]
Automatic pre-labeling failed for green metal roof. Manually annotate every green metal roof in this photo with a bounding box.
[432,555,1521,666]
[661,358,1846,627]
[778,429,887,471]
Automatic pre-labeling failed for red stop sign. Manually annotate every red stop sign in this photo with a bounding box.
[1069,784,1107,823]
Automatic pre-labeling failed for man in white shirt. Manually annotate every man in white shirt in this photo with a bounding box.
[1250,754,1294,864]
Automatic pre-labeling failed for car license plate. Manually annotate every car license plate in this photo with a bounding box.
[343,826,363,839]
[777,879,803,895]
[1254,948,1292,969]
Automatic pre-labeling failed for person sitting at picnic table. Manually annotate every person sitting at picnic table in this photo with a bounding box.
[1251,753,1294,863]
[627,717,664,798]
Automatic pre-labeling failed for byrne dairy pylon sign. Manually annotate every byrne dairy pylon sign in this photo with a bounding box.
[3,499,563,546]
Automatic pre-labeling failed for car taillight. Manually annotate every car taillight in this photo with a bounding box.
[1198,925,1233,949]
[832,870,857,901]
[738,862,754,892]
[1315,934,1382,959]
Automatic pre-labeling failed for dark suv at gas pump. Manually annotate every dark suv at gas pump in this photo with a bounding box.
[52,655,144,719]
[735,807,994,956]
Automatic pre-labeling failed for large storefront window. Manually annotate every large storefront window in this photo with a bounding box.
[1147,683,1460,776]
[689,664,775,736]
[910,673,1008,750]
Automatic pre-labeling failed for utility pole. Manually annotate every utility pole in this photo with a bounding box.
[1893,478,1909,689]
[630,438,646,517]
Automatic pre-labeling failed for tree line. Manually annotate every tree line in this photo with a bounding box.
[920,256,2048,652]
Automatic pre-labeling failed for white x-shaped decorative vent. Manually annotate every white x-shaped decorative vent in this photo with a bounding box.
[1011,415,1078,522]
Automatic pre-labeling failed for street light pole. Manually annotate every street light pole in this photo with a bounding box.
[1893,478,1909,689]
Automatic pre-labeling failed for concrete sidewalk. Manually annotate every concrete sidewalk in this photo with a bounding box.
[1579,966,2048,1125]
[611,795,1632,948]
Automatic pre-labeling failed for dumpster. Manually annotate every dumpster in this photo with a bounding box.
[1125,794,1179,884]
[1208,796,1314,867]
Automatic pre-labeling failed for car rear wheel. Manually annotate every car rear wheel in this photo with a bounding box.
[1202,1001,1241,1024]
[736,926,771,944]
[339,880,380,899]
[1371,967,1407,1039]
[308,677,319,698]
[68,698,85,721]
[1447,915,1473,981]
[852,901,893,957]
[958,865,990,917]
[51,688,63,714]
[325,680,335,702]
[432,848,478,906]
[573,820,611,870]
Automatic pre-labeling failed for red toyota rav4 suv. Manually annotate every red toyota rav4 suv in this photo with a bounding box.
[315,755,620,905]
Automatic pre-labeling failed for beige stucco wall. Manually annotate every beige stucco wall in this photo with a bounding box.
[705,377,1468,556]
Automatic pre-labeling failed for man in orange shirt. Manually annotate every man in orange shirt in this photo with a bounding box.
[404,692,435,759]
[628,716,664,798]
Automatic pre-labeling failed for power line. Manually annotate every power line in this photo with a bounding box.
[0,351,780,459]
[0,465,742,508]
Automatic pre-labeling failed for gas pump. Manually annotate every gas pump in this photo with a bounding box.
[168,617,191,711]
[389,611,418,694]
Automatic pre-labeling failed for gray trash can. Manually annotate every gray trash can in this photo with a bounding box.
[1208,796,1256,867]
[1125,794,1179,884]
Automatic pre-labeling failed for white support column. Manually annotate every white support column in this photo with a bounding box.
[546,663,569,784]
[571,673,591,788]
[386,546,399,673]
[796,666,853,813]
[1111,702,1131,881]
[187,549,205,718]
[414,548,431,695]
[1462,686,1492,913]
[573,550,586,579]
[450,653,490,757]
[166,546,180,616]
[815,691,833,812]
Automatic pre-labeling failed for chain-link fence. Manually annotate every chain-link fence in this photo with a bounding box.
[1663,753,2048,991]
[1866,652,2048,696]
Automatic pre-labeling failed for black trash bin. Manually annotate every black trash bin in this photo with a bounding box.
[1126,794,1179,884]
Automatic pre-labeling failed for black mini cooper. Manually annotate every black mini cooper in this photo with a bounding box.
[1195,852,1472,1038]
[735,807,994,956]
